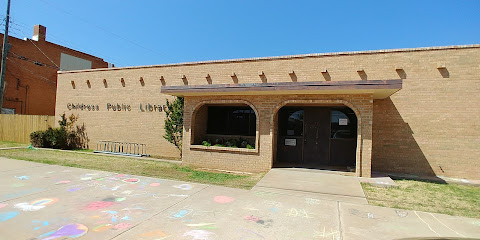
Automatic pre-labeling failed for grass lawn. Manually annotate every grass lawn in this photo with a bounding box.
[0,148,264,189]
[0,141,29,148]
[362,180,480,219]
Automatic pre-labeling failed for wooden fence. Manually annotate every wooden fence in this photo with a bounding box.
[0,114,55,143]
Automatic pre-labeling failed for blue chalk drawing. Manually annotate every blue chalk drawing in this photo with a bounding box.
[0,212,19,222]
[32,220,49,230]
[172,210,189,218]
[15,176,29,180]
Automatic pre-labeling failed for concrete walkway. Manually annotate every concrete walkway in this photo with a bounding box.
[252,168,368,204]
[0,157,479,240]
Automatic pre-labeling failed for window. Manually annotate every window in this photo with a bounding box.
[207,106,256,136]
[278,107,304,137]
[330,108,357,139]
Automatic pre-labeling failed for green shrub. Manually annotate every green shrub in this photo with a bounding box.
[30,131,44,147]
[202,137,255,149]
[29,113,88,150]
[202,140,212,146]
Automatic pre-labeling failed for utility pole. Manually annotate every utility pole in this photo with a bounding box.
[0,0,12,112]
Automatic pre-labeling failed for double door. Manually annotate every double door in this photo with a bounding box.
[277,107,330,165]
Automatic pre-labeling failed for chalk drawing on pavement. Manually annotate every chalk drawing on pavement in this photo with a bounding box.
[86,201,114,210]
[32,220,49,231]
[183,229,216,240]
[244,215,273,228]
[395,210,408,218]
[0,212,19,222]
[214,196,235,204]
[39,223,88,240]
[173,184,193,190]
[139,230,170,239]
[14,176,29,180]
[14,198,58,211]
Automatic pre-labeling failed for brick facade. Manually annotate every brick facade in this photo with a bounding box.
[56,45,480,179]
[1,25,108,115]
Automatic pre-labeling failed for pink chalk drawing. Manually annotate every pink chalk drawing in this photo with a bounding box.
[0,203,7,209]
[244,215,259,222]
[149,182,161,187]
[93,224,113,232]
[14,198,58,211]
[244,216,273,228]
[213,196,235,204]
[114,223,132,230]
[183,229,216,240]
[173,184,192,190]
[122,178,140,184]
[86,201,114,210]
[55,180,71,185]
[39,223,88,240]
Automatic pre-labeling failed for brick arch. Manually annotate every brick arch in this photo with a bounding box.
[270,99,364,176]
[189,99,260,148]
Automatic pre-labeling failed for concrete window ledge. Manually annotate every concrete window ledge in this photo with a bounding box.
[190,145,258,154]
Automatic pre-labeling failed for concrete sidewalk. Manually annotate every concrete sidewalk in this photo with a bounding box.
[252,168,368,204]
[0,157,479,240]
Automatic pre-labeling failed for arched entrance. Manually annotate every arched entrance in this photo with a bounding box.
[275,105,358,172]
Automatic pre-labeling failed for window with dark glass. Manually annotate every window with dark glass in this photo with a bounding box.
[207,106,256,136]
[330,108,357,139]
[278,107,304,136]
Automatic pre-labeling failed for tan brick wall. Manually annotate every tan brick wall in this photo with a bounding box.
[56,45,480,179]
[179,94,372,175]
[55,72,180,159]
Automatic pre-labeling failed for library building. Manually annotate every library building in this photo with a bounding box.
[55,44,480,179]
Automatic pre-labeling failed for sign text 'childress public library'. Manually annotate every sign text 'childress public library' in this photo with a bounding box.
[67,103,166,113]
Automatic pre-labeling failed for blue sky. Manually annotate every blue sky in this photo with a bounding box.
[1,0,479,67]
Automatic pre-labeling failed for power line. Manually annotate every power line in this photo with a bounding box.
[6,57,57,89]
[7,19,123,66]
[9,25,61,69]
[9,51,59,70]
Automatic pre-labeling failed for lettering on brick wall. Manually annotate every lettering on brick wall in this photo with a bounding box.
[107,103,132,111]
[67,103,99,111]
[139,103,165,112]
[66,103,166,113]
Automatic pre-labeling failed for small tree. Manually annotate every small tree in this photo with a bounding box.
[164,97,184,156]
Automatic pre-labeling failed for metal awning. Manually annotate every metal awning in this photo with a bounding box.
[161,79,402,99]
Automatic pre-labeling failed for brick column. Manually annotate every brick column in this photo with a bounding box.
[360,99,373,177]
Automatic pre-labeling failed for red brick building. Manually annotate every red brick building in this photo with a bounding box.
[0,25,109,115]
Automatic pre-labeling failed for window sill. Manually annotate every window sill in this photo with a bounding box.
[190,145,258,154]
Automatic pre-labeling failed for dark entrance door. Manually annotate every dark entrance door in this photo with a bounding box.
[276,106,357,169]
[303,107,330,165]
